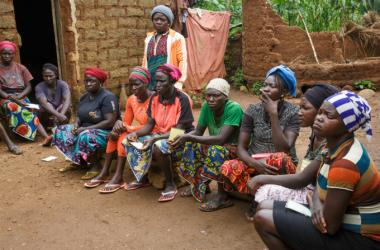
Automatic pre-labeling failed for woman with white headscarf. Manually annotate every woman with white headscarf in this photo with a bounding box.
[170,78,244,204]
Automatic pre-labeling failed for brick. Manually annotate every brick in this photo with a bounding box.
[100,60,120,70]
[118,17,137,28]
[98,50,109,60]
[120,0,138,6]
[106,8,125,17]
[138,0,155,7]
[120,57,140,66]
[76,19,96,29]
[107,28,127,39]
[128,49,143,57]
[136,19,152,29]
[85,51,97,61]
[0,2,13,13]
[110,67,129,78]
[155,0,170,5]
[77,0,95,6]
[85,30,106,39]
[0,15,16,29]
[120,39,138,48]
[81,41,98,51]
[97,19,118,30]
[109,48,128,59]
[126,7,144,17]
[98,0,118,6]
[99,39,118,49]
[84,8,105,18]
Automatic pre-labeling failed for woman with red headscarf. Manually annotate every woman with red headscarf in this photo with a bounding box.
[52,67,118,180]
[0,40,50,143]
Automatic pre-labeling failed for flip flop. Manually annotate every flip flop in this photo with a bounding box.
[199,199,234,212]
[158,190,178,202]
[99,183,126,194]
[84,179,108,188]
[59,164,79,173]
[81,171,100,180]
[124,181,151,191]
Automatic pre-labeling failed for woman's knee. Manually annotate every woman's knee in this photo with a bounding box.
[257,200,274,211]
[253,208,274,232]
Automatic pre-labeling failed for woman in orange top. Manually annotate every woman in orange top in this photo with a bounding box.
[84,67,153,193]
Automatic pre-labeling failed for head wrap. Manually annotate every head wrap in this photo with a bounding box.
[325,90,372,140]
[151,5,174,25]
[0,41,17,53]
[129,66,151,84]
[84,67,108,83]
[42,63,59,78]
[206,78,230,97]
[266,65,297,97]
[156,63,182,82]
[302,83,339,110]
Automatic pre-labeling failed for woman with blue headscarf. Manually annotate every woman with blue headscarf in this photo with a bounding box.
[251,91,380,249]
[199,65,300,212]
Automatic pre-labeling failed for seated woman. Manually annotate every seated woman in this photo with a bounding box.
[84,67,153,193]
[0,41,50,143]
[208,65,300,212]
[171,78,243,203]
[53,67,118,180]
[251,91,380,249]
[0,122,22,154]
[143,5,187,90]
[35,63,71,131]
[251,84,339,220]
[123,64,194,202]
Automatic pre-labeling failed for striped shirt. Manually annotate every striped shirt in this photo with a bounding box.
[317,137,380,241]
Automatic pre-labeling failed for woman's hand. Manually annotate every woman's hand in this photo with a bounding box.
[169,134,189,149]
[141,137,155,150]
[307,191,327,234]
[247,175,267,195]
[260,90,279,117]
[76,127,86,135]
[112,120,125,134]
[127,132,138,142]
[56,113,68,123]
[251,159,278,175]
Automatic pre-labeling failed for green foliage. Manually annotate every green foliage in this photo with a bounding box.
[230,68,245,87]
[354,80,376,90]
[268,0,378,32]
[194,0,242,26]
[251,81,264,96]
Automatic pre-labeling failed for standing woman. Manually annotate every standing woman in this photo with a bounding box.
[53,67,118,180]
[84,67,154,193]
[35,63,71,130]
[124,64,194,202]
[214,65,300,211]
[142,5,187,90]
[0,41,50,143]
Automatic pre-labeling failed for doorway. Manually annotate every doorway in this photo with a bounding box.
[13,0,58,101]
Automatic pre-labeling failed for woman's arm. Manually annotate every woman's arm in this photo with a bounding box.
[186,125,236,145]
[60,89,71,115]
[37,96,65,118]
[16,81,32,99]
[0,89,10,99]
[134,118,155,137]
[270,115,298,152]
[80,112,116,130]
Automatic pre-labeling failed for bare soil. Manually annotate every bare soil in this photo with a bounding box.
[1,89,379,250]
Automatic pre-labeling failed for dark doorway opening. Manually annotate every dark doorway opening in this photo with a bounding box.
[13,0,58,102]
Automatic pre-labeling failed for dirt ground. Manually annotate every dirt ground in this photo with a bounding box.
[1,89,379,250]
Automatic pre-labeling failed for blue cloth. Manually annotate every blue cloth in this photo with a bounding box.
[326,90,372,140]
[266,65,297,97]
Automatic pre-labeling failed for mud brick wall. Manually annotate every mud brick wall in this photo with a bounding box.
[242,0,380,88]
[0,0,20,60]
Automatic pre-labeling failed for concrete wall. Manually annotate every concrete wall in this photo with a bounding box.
[242,0,380,88]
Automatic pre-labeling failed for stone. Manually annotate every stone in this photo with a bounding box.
[358,89,376,100]
[240,85,248,93]
[342,85,354,91]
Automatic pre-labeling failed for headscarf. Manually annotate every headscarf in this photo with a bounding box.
[151,5,174,25]
[129,66,151,85]
[266,65,297,97]
[0,41,17,53]
[84,67,108,83]
[302,83,339,110]
[325,90,372,140]
[206,78,230,97]
[42,63,59,78]
[156,64,182,82]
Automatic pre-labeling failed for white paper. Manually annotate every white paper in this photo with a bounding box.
[42,156,58,162]
[130,141,144,150]
[26,103,40,110]
[285,200,311,217]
